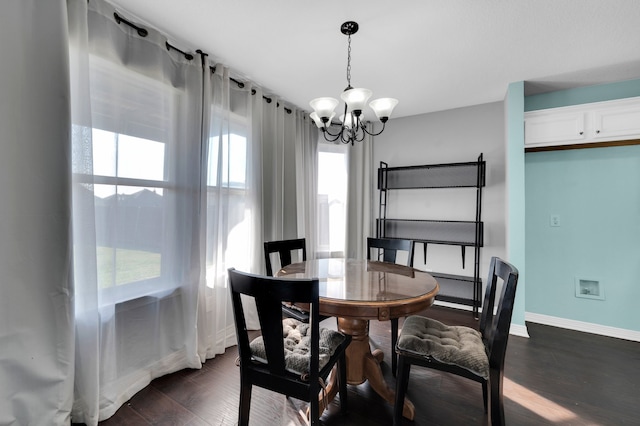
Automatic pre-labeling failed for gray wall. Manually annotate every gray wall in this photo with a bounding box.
[372,101,506,301]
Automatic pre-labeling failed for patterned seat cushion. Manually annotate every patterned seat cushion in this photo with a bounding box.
[397,315,489,379]
[249,318,347,376]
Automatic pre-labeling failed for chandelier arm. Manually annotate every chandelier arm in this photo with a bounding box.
[341,127,355,145]
[361,121,387,137]
[324,130,340,138]
[353,128,363,144]
[340,128,349,144]
[323,125,343,137]
[321,128,344,143]
[349,117,367,143]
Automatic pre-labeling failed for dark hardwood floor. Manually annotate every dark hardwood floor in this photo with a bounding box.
[84,306,640,425]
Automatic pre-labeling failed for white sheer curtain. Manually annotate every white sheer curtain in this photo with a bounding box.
[197,63,263,351]
[261,95,318,258]
[295,117,320,259]
[68,0,306,420]
[69,0,204,423]
[0,1,74,424]
[346,128,375,259]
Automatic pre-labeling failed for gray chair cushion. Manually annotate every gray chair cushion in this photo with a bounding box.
[249,318,347,376]
[397,315,489,379]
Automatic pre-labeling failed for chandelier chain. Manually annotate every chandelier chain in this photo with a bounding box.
[346,34,352,88]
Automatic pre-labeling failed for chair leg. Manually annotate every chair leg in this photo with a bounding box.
[391,318,399,377]
[393,356,411,426]
[238,380,252,426]
[482,380,488,413]
[489,368,505,426]
[339,354,348,414]
[309,389,320,426]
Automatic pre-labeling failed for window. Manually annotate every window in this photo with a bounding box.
[207,130,247,189]
[205,111,252,285]
[92,130,166,292]
[317,143,349,257]
[76,55,182,303]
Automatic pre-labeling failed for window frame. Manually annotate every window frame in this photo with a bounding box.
[316,141,350,258]
[72,55,186,305]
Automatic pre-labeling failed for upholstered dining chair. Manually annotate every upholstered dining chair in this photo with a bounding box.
[228,268,351,426]
[393,257,519,426]
[366,237,415,376]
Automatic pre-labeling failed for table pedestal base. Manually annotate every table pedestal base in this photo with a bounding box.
[314,317,415,421]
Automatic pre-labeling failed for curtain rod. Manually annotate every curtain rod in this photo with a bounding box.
[112,14,293,115]
[209,66,292,114]
[113,12,193,61]
[113,12,148,37]
[166,41,193,60]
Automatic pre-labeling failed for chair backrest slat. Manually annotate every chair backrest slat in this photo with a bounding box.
[367,237,414,267]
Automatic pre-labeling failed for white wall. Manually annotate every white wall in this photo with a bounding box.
[372,101,506,302]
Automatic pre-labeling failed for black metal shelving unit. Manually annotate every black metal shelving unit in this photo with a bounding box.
[376,154,486,317]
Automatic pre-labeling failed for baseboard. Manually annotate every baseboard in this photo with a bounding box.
[434,300,530,338]
[509,323,530,338]
[525,312,640,342]
[434,300,475,311]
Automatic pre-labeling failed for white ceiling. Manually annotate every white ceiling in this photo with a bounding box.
[110,0,640,119]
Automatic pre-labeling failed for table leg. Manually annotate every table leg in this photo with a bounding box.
[338,317,415,420]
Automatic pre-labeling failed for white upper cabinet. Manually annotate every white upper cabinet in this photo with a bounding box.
[591,98,640,140]
[524,110,587,146]
[525,96,640,148]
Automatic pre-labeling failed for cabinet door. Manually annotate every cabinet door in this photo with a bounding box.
[525,109,587,147]
[591,99,640,141]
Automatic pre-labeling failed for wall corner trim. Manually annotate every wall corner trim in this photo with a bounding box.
[525,312,640,342]
[509,323,530,338]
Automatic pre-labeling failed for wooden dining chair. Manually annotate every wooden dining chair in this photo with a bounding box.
[393,257,519,426]
[367,237,414,267]
[228,268,351,426]
[264,238,326,322]
[264,238,306,277]
[366,237,414,376]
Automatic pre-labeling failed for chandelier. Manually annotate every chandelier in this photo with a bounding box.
[309,21,398,145]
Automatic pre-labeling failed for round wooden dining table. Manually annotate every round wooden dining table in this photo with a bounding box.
[276,258,439,420]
